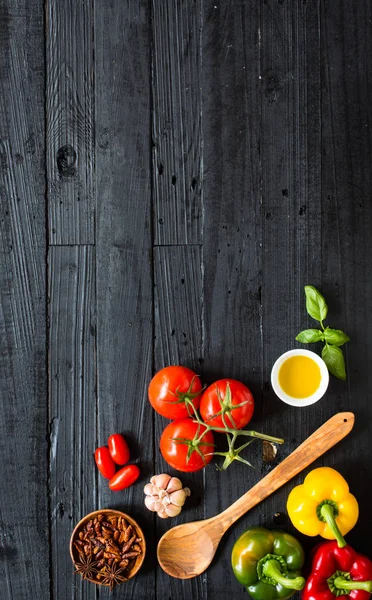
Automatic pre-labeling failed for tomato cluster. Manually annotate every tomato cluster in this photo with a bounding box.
[148,366,255,473]
[94,433,140,491]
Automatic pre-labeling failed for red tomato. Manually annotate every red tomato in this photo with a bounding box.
[108,433,130,465]
[109,464,140,491]
[159,418,214,472]
[94,446,116,479]
[148,366,202,420]
[199,379,254,429]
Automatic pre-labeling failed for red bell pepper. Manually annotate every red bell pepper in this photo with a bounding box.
[303,541,372,600]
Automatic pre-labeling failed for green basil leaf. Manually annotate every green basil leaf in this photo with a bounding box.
[296,329,324,343]
[321,345,346,380]
[304,285,328,322]
[323,328,350,347]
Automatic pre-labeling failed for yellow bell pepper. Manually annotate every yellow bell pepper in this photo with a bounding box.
[287,467,358,548]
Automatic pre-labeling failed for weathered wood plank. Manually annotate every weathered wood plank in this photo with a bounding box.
[201,2,263,598]
[154,246,203,371]
[0,1,49,598]
[153,245,205,600]
[95,2,154,598]
[48,246,97,600]
[46,0,95,245]
[152,0,202,245]
[320,0,372,554]
[259,0,322,557]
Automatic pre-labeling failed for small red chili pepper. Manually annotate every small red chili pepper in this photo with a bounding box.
[108,433,130,465]
[304,541,372,600]
[109,464,140,491]
[94,446,116,479]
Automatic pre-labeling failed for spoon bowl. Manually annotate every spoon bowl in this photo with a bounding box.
[157,517,221,579]
[157,412,354,579]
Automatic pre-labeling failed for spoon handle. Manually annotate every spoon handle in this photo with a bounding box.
[219,411,354,530]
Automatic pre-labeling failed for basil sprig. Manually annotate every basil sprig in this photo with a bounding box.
[296,285,350,380]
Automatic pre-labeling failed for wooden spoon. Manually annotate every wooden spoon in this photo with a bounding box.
[157,411,354,579]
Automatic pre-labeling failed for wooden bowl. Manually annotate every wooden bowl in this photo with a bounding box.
[70,509,146,589]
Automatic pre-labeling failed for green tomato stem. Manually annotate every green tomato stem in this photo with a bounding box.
[190,401,284,469]
[194,422,284,446]
[208,426,284,444]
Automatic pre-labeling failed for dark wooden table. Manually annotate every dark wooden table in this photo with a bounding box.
[1,1,372,598]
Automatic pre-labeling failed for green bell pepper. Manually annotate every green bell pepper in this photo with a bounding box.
[231,526,306,600]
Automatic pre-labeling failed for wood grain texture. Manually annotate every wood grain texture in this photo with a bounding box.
[95,2,154,598]
[154,246,203,371]
[48,246,97,600]
[320,0,372,555]
[152,0,203,245]
[46,0,95,245]
[258,0,323,560]
[0,1,49,598]
[156,412,354,579]
[153,245,206,599]
[201,2,263,598]
[1,0,372,598]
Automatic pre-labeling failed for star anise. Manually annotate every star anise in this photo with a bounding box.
[74,554,98,580]
[101,562,128,591]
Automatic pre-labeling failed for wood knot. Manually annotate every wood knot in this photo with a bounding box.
[56,144,76,177]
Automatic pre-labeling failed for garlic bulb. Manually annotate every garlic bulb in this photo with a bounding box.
[144,474,191,518]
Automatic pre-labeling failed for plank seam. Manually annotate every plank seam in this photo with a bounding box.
[199,2,207,599]
[153,243,202,248]
[91,2,99,594]
[48,243,96,248]
[44,0,53,595]
[149,0,158,596]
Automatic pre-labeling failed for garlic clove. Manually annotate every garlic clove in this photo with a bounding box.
[169,488,191,507]
[144,483,157,496]
[144,496,158,512]
[166,477,184,493]
[165,504,182,517]
[152,473,172,490]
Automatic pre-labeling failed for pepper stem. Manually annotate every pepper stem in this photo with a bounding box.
[328,571,372,596]
[262,559,305,591]
[333,577,372,593]
[319,503,347,548]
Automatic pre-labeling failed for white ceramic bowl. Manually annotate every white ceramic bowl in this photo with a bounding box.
[270,349,329,407]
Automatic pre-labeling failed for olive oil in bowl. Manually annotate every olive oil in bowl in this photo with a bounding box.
[271,349,329,406]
